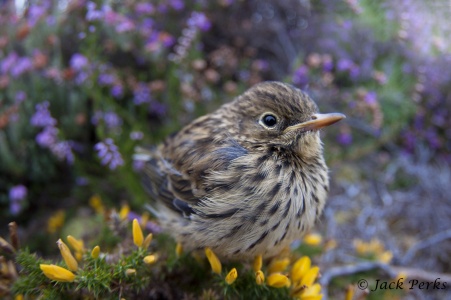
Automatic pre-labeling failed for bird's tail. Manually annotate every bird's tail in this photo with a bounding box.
[133,146,164,215]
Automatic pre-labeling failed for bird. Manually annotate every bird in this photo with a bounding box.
[134,81,345,259]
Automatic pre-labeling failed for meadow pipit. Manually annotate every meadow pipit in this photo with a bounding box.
[135,81,345,259]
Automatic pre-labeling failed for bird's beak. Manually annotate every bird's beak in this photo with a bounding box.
[283,113,346,134]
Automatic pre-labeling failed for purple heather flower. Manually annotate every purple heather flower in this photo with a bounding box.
[337,131,353,145]
[133,84,151,105]
[116,18,135,33]
[140,18,155,34]
[70,54,89,71]
[111,85,123,98]
[170,0,184,10]
[157,3,169,13]
[150,102,167,116]
[402,131,416,152]
[10,201,22,215]
[98,74,115,86]
[130,131,144,140]
[9,185,27,202]
[1,52,18,74]
[76,177,89,186]
[364,91,378,105]
[91,111,103,125]
[46,15,56,26]
[342,20,353,30]
[28,4,46,26]
[86,2,104,21]
[36,126,58,147]
[9,185,27,215]
[337,58,353,72]
[160,33,175,48]
[432,113,445,127]
[136,3,155,14]
[238,70,250,81]
[188,12,211,31]
[75,72,89,85]
[95,138,124,170]
[292,65,309,87]
[103,111,123,129]
[78,32,87,40]
[15,91,27,103]
[11,57,33,78]
[253,59,269,71]
[51,141,75,164]
[91,111,122,131]
[426,129,441,149]
[322,57,334,72]
[349,65,361,80]
[30,101,57,127]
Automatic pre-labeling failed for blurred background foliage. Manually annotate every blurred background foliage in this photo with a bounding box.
[1,0,450,299]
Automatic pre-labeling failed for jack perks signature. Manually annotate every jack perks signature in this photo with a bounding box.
[357,278,448,291]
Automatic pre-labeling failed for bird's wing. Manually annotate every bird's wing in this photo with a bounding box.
[134,146,197,217]
[135,134,249,218]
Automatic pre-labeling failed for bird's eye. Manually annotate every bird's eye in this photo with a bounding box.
[260,114,278,128]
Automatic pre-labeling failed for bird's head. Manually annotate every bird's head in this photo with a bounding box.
[230,81,345,157]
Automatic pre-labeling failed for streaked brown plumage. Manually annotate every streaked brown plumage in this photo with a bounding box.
[134,81,344,259]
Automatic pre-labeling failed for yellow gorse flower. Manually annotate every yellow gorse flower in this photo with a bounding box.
[296,283,322,300]
[395,272,407,284]
[267,273,291,288]
[225,268,238,285]
[290,256,322,299]
[141,211,150,226]
[143,233,153,249]
[67,235,84,253]
[125,268,136,276]
[91,245,100,259]
[255,270,265,285]
[143,255,158,265]
[40,264,75,282]
[176,242,183,257]
[132,218,144,247]
[300,266,320,287]
[353,238,393,263]
[47,210,65,234]
[291,256,311,283]
[378,251,393,263]
[324,239,337,251]
[268,257,290,274]
[205,247,222,274]
[57,239,78,272]
[345,285,354,300]
[89,194,104,214]
[0,257,9,274]
[253,254,262,272]
[119,204,130,220]
[303,233,323,246]
[67,235,85,262]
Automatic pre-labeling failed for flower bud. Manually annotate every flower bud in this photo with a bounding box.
[225,268,238,285]
[40,264,75,282]
[57,239,78,271]
[205,247,222,275]
[132,219,143,247]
